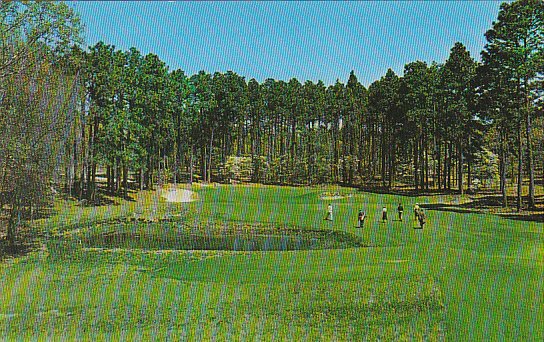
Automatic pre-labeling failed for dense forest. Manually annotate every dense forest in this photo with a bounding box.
[0,1,543,243]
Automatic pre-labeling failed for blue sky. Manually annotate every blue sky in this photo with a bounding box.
[69,1,504,86]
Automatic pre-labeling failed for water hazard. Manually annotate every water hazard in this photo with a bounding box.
[75,225,364,251]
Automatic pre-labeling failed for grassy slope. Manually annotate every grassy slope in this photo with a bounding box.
[0,184,541,340]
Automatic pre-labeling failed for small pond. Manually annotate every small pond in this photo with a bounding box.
[68,224,365,252]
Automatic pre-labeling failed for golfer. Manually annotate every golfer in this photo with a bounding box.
[325,203,333,221]
[358,210,366,227]
[418,209,426,228]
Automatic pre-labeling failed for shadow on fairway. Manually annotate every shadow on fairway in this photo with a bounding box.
[498,213,544,223]
[356,185,461,197]
[0,239,35,258]
[421,200,544,223]
[69,189,137,207]
[422,203,480,214]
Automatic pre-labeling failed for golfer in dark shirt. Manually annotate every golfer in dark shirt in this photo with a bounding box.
[397,203,404,221]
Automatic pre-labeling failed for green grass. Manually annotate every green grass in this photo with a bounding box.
[0,184,542,340]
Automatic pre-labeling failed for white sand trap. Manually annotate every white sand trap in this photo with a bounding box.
[161,189,198,203]
[384,259,409,263]
[320,194,353,200]
[197,182,217,187]
[321,195,345,200]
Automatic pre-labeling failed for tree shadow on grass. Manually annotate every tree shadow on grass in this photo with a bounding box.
[0,207,57,228]
[76,193,117,207]
[356,185,461,197]
[497,213,544,223]
[0,238,35,258]
[59,180,137,207]
[6,207,57,221]
[31,207,56,220]
[96,184,137,203]
[421,204,478,215]
[421,195,544,223]
[68,188,137,208]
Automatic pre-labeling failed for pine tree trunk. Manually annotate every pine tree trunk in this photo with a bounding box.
[467,137,472,192]
[290,118,296,183]
[7,202,18,249]
[526,106,535,209]
[500,130,507,207]
[114,162,118,193]
[414,139,419,191]
[174,125,180,186]
[89,115,99,202]
[437,142,442,190]
[424,136,429,190]
[138,166,145,191]
[419,133,425,190]
[388,135,394,188]
[381,124,386,187]
[447,142,453,190]
[467,157,472,193]
[64,148,71,194]
[189,146,194,184]
[116,158,121,194]
[106,165,111,193]
[202,146,207,183]
[458,140,464,195]
[78,100,86,199]
[123,162,128,197]
[516,120,523,212]
[208,127,214,183]
[72,140,78,196]
[86,123,93,200]
[91,161,97,202]
[145,154,152,190]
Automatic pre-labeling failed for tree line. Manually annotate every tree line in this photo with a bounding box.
[0,1,542,245]
[67,0,542,211]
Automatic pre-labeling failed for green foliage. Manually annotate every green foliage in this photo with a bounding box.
[221,156,252,182]
[440,42,477,140]
[0,2,82,243]
[0,2,82,78]
[472,148,500,189]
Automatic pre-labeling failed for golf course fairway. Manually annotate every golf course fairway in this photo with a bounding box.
[0,185,541,340]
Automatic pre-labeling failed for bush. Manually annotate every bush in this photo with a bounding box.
[222,155,253,182]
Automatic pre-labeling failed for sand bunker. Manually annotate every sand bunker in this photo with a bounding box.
[320,193,353,200]
[160,189,198,203]
[321,195,345,200]
[384,259,409,263]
